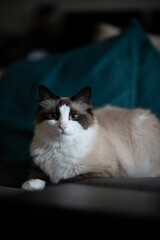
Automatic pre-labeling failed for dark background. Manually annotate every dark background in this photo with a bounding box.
[0,0,160,68]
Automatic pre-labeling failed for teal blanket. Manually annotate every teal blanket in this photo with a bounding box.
[0,20,160,165]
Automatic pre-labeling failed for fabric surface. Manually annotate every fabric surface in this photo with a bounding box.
[0,19,160,165]
[77,177,160,192]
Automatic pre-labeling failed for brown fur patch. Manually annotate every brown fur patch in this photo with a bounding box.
[29,164,50,182]
[35,97,95,129]
[61,171,113,183]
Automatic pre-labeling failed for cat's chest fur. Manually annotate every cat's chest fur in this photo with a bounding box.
[30,125,97,183]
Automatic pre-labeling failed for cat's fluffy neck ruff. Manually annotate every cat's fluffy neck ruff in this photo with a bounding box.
[30,117,98,183]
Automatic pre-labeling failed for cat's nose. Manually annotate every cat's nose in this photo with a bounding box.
[58,123,67,131]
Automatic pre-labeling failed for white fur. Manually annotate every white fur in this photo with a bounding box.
[22,179,46,191]
[59,105,70,124]
[30,105,98,183]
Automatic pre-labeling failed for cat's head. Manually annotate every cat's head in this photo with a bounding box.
[35,85,96,137]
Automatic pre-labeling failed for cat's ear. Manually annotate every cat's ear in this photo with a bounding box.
[71,87,91,104]
[39,85,59,101]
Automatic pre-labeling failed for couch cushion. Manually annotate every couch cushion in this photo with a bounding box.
[76,177,160,192]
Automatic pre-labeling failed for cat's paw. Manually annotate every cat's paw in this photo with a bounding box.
[22,179,46,191]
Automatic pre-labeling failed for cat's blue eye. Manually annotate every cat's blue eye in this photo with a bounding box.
[50,112,59,120]
[70,113,79,121]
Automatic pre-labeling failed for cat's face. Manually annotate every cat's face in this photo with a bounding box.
[35,85,95,138]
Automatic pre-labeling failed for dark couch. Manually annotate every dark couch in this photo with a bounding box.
[0,165,160,237]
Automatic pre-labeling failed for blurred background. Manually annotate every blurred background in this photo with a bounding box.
[0,0,160,70]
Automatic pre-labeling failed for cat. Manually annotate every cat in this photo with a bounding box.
[22,85,160,190]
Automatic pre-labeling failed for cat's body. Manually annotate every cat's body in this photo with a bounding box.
[22,86,160,190]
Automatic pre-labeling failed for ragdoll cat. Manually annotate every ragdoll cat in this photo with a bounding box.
[22,85,160,190]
